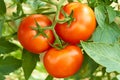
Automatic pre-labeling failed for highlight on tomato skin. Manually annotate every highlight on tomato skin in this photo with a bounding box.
[43,45,84,78]
[18,14,55,54]
[55,2,96,44]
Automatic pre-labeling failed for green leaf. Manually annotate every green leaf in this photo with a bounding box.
[0,0,6,15]
[87,0,97,8]
[0,73,5,80]
[81,42,120,73]
[95,5,106,27]
[68,53,98,79]
[92,23,120,43]
[78,54,98,78]
[0,38,19,54]
[45,75,53,80]
[106,6,116,23]
[22,49,39,80]
[104,0,113,5]
[0,56,22,74]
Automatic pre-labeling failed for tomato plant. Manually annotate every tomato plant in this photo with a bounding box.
[0,0,120,80]
[55,2,96,44]
[44,45,83,78]
[18,14,55,54]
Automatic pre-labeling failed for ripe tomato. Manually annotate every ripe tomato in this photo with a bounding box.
[43,45,84,78]
[18,14,54,54]
[55,2,96,44]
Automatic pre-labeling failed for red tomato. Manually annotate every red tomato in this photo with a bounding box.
[43,45,84,78]
[55,2,96,44]
[18,14,54,54]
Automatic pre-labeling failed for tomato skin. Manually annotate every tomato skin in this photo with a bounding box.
[18,14,54,54]
[43,45,84,78]
[55,2,96,44]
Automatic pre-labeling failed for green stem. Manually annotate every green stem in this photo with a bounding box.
[6,14,26,22]
[50,0,65,48]
[51,19,63,48]
[56,17,71,23]
[43,27,53,30]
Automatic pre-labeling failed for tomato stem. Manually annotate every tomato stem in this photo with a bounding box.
[6,14,26,22]
[48,0,66,49]
[51,6,63,48]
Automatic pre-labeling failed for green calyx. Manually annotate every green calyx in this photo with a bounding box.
[31,20,48,38]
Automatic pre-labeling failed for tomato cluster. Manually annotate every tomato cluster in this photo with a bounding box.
[18,2,96,78]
